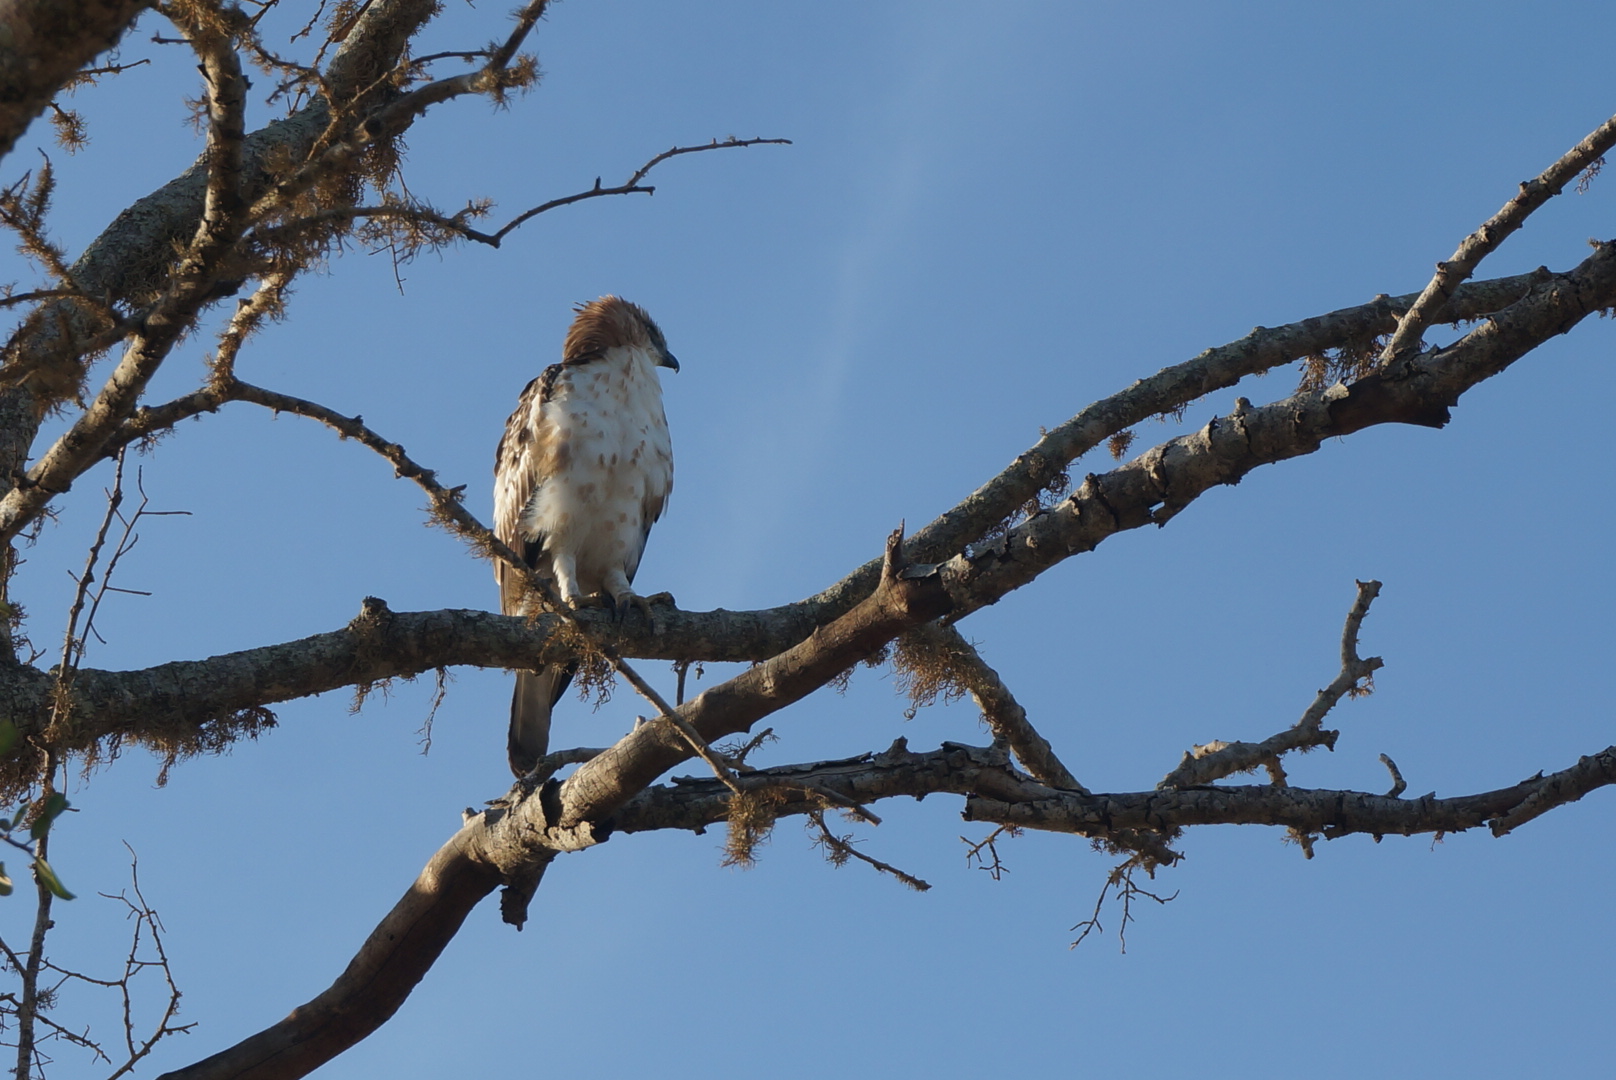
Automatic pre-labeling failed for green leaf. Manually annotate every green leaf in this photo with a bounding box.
[28,793,68,840]
[0,863,11,896]
[32,858,72,901]
[0,720,16,758]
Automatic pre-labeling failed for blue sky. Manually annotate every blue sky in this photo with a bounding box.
[4,2,1615,1076]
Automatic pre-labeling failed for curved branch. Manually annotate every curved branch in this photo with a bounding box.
[246,136,793,253]
[473,136,792,247]
[155,823,505,1080]
[926,241,1616,622]
[793,269,1547,621]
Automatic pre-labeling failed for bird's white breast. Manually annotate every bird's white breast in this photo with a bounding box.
[519,345,673,592]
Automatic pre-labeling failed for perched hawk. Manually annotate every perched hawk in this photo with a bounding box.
[494,297,678,777]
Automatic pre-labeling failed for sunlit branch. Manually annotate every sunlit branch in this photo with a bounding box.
[1379,111,1616,365]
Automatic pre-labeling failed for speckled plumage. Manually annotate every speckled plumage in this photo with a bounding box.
[494,296,677,776]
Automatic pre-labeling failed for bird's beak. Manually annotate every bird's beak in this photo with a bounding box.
[659,350,680,372]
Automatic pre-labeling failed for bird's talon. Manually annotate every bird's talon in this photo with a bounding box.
[602,589,658,622]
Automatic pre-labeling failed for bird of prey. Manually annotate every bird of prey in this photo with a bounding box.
[494,296,678,777]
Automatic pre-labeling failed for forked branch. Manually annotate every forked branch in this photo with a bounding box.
[1378,111,1616,365]
[254,136,792,253]
[1158,580,1383,789]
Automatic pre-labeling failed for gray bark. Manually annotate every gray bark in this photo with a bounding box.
[0,0,150,163]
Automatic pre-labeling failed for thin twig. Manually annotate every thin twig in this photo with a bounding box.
[1379,753,1407,798]
[961,825,1016,881]
[57,451,128,676]
[807,810,929,891]
[673,659,691,706]
[1069,861,1177,953]
[13,750,61,1080]
[254,136,792,251]
[482,136,792,246]
[748,776,879,825]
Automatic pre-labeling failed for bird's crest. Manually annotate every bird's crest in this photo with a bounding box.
[563,296,667,365]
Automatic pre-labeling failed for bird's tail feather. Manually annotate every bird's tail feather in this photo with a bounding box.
[509,666,567,777]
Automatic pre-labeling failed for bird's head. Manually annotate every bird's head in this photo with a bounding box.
[563,296,679,372]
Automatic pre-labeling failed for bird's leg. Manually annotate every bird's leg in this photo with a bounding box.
[602,569,654,622]
[551,552,589,608]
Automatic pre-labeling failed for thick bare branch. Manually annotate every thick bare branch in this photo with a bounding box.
[154,824,506,1080]
[187,13,249,248]
[796,270,1547,621]
[12,243,1616,764]
[925,243,1616,623]
[0,0,152,164]
[966,745,1616,844]
[622,740,1616,853]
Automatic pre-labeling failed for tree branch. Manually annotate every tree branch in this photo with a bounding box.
[247,0,551,222]
[0,0,442,494]
[10,241,1615,770]
[1157,579,1382,789]
[1379,111,1616,364]
[249,135,792,252]
[0,0,152,165]
[924,242,1616,624]
[906,622,1085,791]
[180,721,1616,1080]
[619,738,1616,850]
[965,745,1616,843]
[154,822,506,1080]
[793,269,1548,623]
[473,136,791,247]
